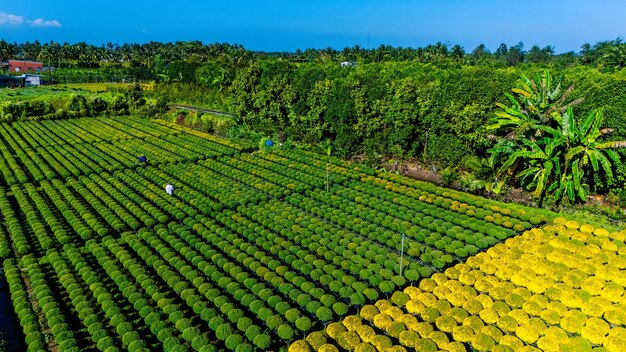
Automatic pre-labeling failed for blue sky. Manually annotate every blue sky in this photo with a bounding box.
[0,0,624,53]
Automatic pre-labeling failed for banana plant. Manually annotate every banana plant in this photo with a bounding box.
[487,70,581,140]
[491,105,625,204]
[558,107,625,201]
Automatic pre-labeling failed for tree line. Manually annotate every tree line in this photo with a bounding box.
[1,38,626,71]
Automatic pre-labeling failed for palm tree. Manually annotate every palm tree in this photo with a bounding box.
[602,44,626,70]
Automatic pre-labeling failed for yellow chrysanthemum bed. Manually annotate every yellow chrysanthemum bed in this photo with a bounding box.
[289,219,626,352]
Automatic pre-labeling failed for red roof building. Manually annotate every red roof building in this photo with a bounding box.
[0,60,43,73]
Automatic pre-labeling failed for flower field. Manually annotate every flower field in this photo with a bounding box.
[0,116,569,351]
[289,220,626,352]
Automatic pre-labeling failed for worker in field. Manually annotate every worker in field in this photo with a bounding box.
[138,155,148,165]
[165,183,174,196]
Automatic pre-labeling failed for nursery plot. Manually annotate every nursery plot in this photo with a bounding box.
[289,221,626,352]
[0,116,576,351]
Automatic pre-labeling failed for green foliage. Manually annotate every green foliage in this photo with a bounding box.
[490,71,626,204]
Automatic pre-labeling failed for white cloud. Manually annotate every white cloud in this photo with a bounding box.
[0,11,61,28]
[27,18,62,28]
[0,11,24,26]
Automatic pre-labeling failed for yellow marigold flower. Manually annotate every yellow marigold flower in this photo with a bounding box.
[527,317,548,336]
[456,263,470,273]
[536,336,561,352]
[546,301,568,316]
[504,293,525,309]
[419,278,437,292]
[432,273,449,285]
[428,331,449,348]
[558,336,593,352]
[447,291,467,307]
[604,307,626,326]
[356,325,376,343]
[594,228,610,237]
[579,224,595,233]
[474,277,493,293]
[471,333,496,351]
[527,277,549,294]
[385,322,407,339]
[463,299,484,315]
[443,341,467,352]
[498,335,524,350]
[515,324,539,344]
[452,325,475,343]
[404,286,422,300]
[337,331,361,351]
[459,272,476,286]
[527,293,548,308]
[398,330,419,348]
[433,286,452,301]
[318,344,339,352]
[571,231,589,243]
[435,316,457,333]
[521,300,542,316]
[461,286,479,300]
[398,314,418,328]
[448,307,469,324]
[360,305,380,322]
[554,217,568,225]
[492,301,512,317]
[418,293,438,308]
[475,294,494,309]
[371,335,393,351]
[444,267,461,280]
[385,306,404,319]
[561,291,585,309]
[491,345,514,352]
[289,340,312,352]
[539,309,562,326]
[462,316,485,333]
[480,262,498,275]
[326,322,347,339]
[343,315,363,331]
[604,328,626,352]
[412,322,434,338]
[508,309,530,326]
[565,220,581,229]
[559,310,587,334]
[306,331,328,350]
[513,287,533,300]
[610,231,626,242]
[480,326,502,342]
[581,300,605,318]
[544,326,569,344]
[434,299,452,316]
[405,299,426,315]
[421,307,441,323]
[580,317,610,345]
[373,313,393,331]
[375,299,393,312]
[413,338,437,352]
[354,342,377,352]
[496,315,518,333]
[386,346,407,352]
[479,307,499,324]
[601,240,618,253]
[582,276,605,295]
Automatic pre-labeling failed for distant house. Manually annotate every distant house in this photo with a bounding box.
[0,60,44,73]
[17,74,45,86]
[340,61,357,68]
